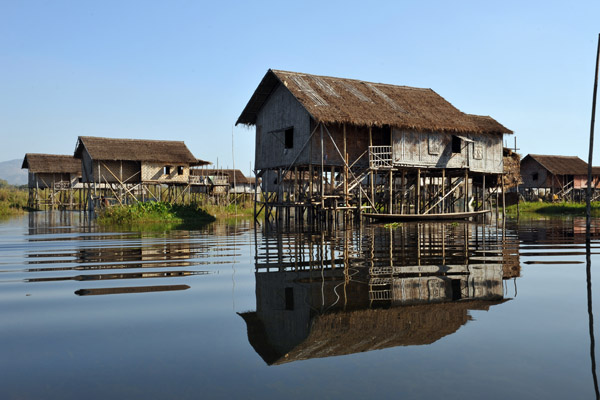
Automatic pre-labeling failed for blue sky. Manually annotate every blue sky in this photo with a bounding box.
[1,0,599,173]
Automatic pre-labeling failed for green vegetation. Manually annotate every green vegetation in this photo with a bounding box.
[504,201,600,217]
[203,199,256,219]
[97,201,216,226]
[0,180,28,217]
[384,222,402,229]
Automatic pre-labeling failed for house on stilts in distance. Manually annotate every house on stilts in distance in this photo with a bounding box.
[74,136,209,210]
[519,154,600,202]
[22,153,83,210]
[236,69,513,222]
[190,168,254,195]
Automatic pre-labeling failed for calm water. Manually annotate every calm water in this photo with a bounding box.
[1,212,599,399]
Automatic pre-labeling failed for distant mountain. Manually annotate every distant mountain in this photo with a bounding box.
[0,159,28,186]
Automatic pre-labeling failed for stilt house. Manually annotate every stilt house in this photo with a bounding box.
[237,69,513,221]
[74,136,207,208]
[520,154,600,201]
[190,168,250,194]
[22,154,82,209]
[22,153,82,189]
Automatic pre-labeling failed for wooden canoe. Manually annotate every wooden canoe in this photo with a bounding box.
[362,210,491,222]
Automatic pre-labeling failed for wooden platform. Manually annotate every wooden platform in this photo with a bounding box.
[362,210,491,222]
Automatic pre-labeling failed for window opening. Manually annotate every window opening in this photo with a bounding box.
[285,287,294,310]
[452,136,462,153]
[285,128,294,149]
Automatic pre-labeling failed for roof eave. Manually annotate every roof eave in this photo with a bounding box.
[236,69,319,127]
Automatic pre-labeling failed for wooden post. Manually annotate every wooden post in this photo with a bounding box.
[343,124,348,206]
[369,126,374,211]
[587,33,600,229]
[330,165,335,195]
[423,169,427,213]
[483,175,486,211]
[464,169,469,212]
[502,176,506,220]
[401,170,406,214]
[416,168,421,214]
[389,170,393,214]
[442,169,446,213]
[309,164,314,205]
[320,124,325,211]
[294,166,298,203]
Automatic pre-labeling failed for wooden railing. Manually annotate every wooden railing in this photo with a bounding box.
[369,146,392,168]
[53,181,72,190]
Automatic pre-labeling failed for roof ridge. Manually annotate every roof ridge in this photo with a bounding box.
[25,153,75,157]
[79,136,186,144]
[271,69,432,92]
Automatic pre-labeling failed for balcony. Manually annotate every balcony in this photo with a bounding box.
[369,146,393,169]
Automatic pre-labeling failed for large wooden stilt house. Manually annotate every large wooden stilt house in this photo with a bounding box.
[237,69,513,222]
[74,136,208,210]
[21,153,82,209]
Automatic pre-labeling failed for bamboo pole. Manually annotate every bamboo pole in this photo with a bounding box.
[586,35,600,398]
[587,33,600,227]
[321,124,325,211]
[389,170,393,214]
[343,124,348,205]
[416,168,421,214]
[464,169,469,212]
[401,170,406,214]
[442,169,446,213]
[369,126,374,211]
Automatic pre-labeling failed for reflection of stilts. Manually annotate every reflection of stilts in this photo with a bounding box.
[245,222,517,365]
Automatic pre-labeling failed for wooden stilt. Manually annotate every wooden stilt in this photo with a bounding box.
[416,168,421,214]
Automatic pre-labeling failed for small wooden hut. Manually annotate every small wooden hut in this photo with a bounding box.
[21,153,82,209]
[190,168,251,194]
[237,69,513,223]
[520,154,600,201]
[74,136,207,209]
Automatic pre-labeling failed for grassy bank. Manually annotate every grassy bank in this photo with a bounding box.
[203,199,256,219]
[97,202,216,226]
[0,185,28,217]
[505,201,600,217]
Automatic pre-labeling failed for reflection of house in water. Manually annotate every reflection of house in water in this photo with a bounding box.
[25,217,213,295]
[515,217,600,245]
[241,223,519,365]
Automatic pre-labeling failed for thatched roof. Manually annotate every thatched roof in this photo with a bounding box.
[523,154,591,176]
[240,298,506,366]
[191,168,249,184]
[74,136,198,164]
[192,159,211,167]
[21,154,82,174]
[237,69,512,135]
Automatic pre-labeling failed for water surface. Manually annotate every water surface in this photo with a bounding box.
[0,212,598,399]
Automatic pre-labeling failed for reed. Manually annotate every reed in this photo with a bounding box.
[97,201,216,225]
[0,183,28,217]
[505,201,600,216]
